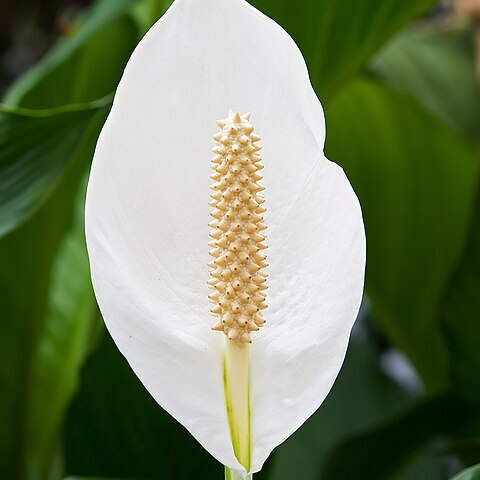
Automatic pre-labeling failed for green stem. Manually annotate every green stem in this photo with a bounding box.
[225,466,253,480]
[224,339,251,474]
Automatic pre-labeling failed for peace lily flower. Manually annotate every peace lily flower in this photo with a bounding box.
[85,0,366,478]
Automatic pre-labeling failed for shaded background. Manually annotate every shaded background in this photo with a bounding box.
[1,0,480,479]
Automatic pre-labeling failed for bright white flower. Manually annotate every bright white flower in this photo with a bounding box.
[85,0,366,477]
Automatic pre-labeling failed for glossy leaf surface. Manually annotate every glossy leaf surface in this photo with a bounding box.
[0,101,108,236]
[3,0,138,108]
[251,0,438,98]
[451,464,480,480]
[325,79,479,389]
[371,29,480,142]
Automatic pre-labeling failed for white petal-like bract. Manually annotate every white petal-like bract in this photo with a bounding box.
[86,0,366,473]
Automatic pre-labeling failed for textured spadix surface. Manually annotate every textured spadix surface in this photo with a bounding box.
[209,111,268,345]
[85,0,366,473]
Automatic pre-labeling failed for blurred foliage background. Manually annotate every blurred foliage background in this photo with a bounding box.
[1,0,480,479]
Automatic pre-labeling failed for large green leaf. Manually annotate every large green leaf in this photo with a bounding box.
[0,2,162,478]
[0,117,102,479]
[452,464,480,480]
[64,334,221,480]
[441,190,480,401]
[3,0,138,108]
[0,0,141,236]
[65,478,141,480]
[0,2,139,469]
[370,28,480,142]
[250,0,438,98]
[320,393,471,480]
[325,79,479,390]
[395,453,450,480]
[0,100,109,237]
[374,27,480,414]
[23,179,102,480]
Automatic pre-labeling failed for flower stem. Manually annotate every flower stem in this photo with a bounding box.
[225,466,253,480]
[224,339,251,474]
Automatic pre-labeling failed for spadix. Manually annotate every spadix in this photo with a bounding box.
[209,111,267,345]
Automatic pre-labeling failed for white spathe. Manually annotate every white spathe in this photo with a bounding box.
[85,0,366,474]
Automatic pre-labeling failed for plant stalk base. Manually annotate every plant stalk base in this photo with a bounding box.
[225,466,253,480]
[224,340,251,470]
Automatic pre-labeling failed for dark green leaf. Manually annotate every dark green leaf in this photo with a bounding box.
[320,393,471,480]
[370,52,480,419]
[370,28,480,142]
[0,100,109,237]
[24,178,102,480]
[451,464,480,480]
[64,477,142,480]
[0,2,160,478]
[442,190,480,401]
[64,334,221,480]
[394,452,451,480]
[251,0,438,98]
[3,0,138,108]
[325,79,479,390]
[0,106,107,479]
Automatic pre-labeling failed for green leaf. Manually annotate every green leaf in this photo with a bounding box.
[65,478,142,480]
[441,190,480,401]
[64,477,142,480]
[0,107,107,479]
[0,100,109,237]
[0,2,157,478]
[270,335,413,480]
[130,0,174,36]
[64,334,221,480]
[0,0,141,237]
[451,464,480,480]
[394,453,451,480]
[3,0,138,108]
[325,79,480,390]
[320,393,472,480]
[370,28,480,142]
[24,178,102,480]
[250,0,438,98]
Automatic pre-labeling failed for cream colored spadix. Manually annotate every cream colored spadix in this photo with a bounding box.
[209,110,267,345]
[85,0,366,476]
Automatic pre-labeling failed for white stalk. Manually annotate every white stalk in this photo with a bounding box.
[224,339,251,479]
